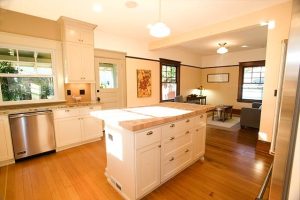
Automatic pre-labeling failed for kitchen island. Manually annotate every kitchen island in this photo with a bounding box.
[92,102,214,200]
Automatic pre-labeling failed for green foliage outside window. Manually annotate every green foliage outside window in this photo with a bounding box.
[0,61,54,101]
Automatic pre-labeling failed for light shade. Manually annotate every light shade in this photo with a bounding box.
[149,22,171,38]
[217,46,228,54]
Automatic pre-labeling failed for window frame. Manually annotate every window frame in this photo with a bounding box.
[159,58,181,102]
[237,60,266,103]
[0,44,59,105]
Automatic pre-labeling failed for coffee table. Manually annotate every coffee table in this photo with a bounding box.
[212,105,233,122]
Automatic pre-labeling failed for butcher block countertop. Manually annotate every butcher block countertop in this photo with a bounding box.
[92,102,215,131]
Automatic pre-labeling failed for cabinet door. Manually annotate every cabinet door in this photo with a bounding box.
[64,25,81,43]
[64,43,83,82]
[80,45,95,82]
[80,29,94,45]
[0,116,14,162]
[193,126,206,160]
[54,118,82,148]
[136,142,161,198]
[81,116,103,141]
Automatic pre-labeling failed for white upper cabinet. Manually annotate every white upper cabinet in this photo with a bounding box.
[59,17,97,83]
[64,25,94,45]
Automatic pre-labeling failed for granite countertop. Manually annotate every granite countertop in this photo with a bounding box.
[92,102,215,131]
[0,101,102,115]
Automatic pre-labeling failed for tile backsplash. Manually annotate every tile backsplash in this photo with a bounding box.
[65,83,91,103]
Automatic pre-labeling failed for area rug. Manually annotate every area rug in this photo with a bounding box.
[207,116,240,128]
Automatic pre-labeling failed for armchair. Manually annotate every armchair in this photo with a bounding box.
[240,102,262,129]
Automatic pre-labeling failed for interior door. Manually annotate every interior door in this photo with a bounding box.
[95,57,126,109]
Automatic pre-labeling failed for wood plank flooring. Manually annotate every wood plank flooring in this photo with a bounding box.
[0,127,273,200]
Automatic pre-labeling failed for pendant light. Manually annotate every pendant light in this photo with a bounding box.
[148,0,171,38]
[217,43,228,54]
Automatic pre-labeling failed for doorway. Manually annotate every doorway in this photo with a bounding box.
[94,57,126,109]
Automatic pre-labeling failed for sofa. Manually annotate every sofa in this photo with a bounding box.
[240,102,262,129]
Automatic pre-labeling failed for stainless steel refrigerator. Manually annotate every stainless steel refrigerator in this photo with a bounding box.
[269,0,300,199]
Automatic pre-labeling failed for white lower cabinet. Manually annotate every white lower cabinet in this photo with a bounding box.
[55,117,82,147]
[54,106,103,151]
[0,115,14,166]
[136,141,161,198]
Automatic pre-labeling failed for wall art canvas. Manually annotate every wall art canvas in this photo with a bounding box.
[137,69,152,97]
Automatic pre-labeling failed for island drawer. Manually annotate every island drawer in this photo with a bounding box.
[194,114,206,126]
[161,143,193,182]
[162,117,195,138]
[135,127,161,149]
[162,130,192,156]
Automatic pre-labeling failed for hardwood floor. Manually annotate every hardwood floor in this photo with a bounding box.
[0,127,273,200]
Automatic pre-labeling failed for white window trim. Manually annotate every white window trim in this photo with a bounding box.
[0,44,59,105]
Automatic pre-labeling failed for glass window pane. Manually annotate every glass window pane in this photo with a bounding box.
[244,72,252,78]
[0,61,18,74]
[36,52,52,64]
[253,67,262,72]
[18,50,35,62]
[0,48,17,61]
[243,78,251,83]
[162,83,177,101]
[162,65,166,71]
[17,62,35,75]
[252,72,261,78]
[0,77,54,101]
[244,67,252,73]
[99,63,117,89]
[242,84,263,100]
[261,67,265,72]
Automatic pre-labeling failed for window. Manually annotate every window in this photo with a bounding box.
[0,47,56,103]
[99,63,117,89]
[238,60,265,102]
[160,58,180,101]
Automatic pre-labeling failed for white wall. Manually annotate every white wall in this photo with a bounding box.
[201,48,266,67]
[94,30,202,67]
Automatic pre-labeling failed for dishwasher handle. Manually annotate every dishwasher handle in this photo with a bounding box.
[9,110,53,119]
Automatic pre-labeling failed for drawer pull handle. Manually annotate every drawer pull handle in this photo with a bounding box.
[196,129,199,132]
[200,115,203,118]
[146,131,153,135]
[186,119,190,123]
[185,131,190,134]
[65,110,70,112]
[185,149,190,153]
[169,136,175,141]
[170,124,175,128]
[169,157,174,162]
[158,145,161,148]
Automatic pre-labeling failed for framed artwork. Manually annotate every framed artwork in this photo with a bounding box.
[137,69,152,97]
[207,73,229,83]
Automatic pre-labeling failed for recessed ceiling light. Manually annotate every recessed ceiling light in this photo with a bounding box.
[93,3,103,13]
[241,45,248,48]
[125,1,138,8]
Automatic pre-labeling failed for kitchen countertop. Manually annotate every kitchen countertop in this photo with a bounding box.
[0,101,102,115]
[91,102,215,131]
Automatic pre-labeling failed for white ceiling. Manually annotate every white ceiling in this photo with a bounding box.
[1,0,287,42]
[179,25,268,56]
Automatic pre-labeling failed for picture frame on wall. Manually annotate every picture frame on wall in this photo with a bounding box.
[137,69,152,97]
[207,73,229,83]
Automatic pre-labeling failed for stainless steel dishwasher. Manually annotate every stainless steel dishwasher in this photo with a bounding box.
[9,110,56,160]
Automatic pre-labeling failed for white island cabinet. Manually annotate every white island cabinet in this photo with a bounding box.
[94,103,211,200]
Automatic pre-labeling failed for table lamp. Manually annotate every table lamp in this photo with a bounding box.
[197,85,204,96]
